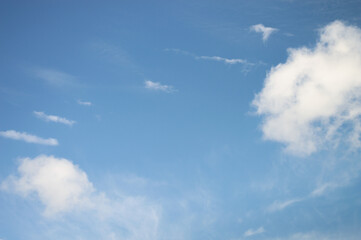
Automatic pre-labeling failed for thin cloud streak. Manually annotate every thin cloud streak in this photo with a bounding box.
[34,111,76,126]
[267,198,304,212]
[0,130,58,146]
[196,55,247,64]
[165,48,250,65]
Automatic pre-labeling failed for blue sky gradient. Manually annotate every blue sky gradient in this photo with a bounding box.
[1,1,361,239]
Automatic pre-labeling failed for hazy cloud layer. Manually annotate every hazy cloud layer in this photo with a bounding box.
[34,111,76,126]
[0,130,58,146]
[34,68,78,87]
[253,21,361,155]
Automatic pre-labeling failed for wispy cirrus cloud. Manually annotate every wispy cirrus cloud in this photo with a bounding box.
[77,100,92,106]
[267,198,304,212]
[244,227,265,237]
[266,160,361,213]
[250,24,278,42]
[145,80,176,93]
[164,48,251,65]
[0,130,58,146]
[34,111,76,126]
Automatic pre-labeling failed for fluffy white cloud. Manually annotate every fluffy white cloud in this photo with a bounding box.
[0,130,58,146]
[34,111,76,126]
[1,155,161,239]
[244,227,265,237]
[253,21,361,155]
[250,24,278,41]
[145,80,175,93]
[1,155,94,216]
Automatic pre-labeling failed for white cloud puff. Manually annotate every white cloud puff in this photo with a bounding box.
[0,130,58,146]
[250,24,278,41]
[145,80,175,93]
[34,111,76,126]
[253,21,361,155]
[1,155,161,239]
[1,155,94,216]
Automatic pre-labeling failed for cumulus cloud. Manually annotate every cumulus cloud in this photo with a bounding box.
[1,155,94,216]
[77,100,92,106]
[145,80,175,93]
[244,227,265,237]
[0,130,58,146]
[34,111,76,126]
[1,155,161,239]
[253,21,361,155]
[250,24,278,41]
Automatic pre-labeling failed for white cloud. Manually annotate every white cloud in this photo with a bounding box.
[250,24,278,41]
[34,111,76,126]
[253,21,361,155]
[145,80,175,93]
[244,227,265,237]
[0,130,58,146]
[1,155,161,239]
[77,100,92,106]
[1,155,94,216]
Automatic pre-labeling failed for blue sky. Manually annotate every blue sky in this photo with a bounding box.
[1,1,361,239]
